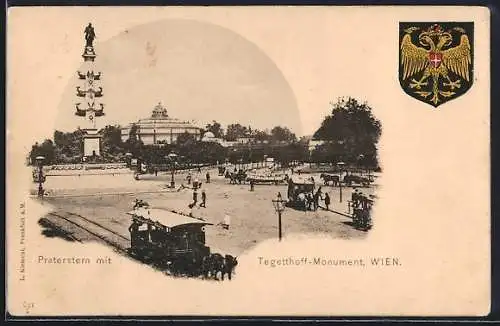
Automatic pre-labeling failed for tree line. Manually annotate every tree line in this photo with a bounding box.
[29,97,381,169]
[205,122,297,143]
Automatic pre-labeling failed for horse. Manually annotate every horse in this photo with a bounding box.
[320,173,340,186]
[201,255,216,279]
[202,253,224,280]
[222,254,238,280]
[228,173,238,184]
[202,253,238,280]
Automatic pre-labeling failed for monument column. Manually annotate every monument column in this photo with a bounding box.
[75,23,105,159]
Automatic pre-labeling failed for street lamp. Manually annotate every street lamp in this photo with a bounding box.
[166,152,178,188]
[337,161,345,203]
[272,192,286,241]
[35,156,46,198]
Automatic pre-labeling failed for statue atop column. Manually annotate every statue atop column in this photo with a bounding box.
[84,23,96,47]
[82,23,97,61]
[76,23,105,158]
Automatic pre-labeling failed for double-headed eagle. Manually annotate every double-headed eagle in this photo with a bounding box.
[400,24,471,105]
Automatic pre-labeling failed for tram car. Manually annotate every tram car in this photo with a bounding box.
[127,208,213,274]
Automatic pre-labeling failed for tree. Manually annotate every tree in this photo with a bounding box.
[253,129,271,142]
[225,123,249,141]
[124,123,144,157]
[312,97,382,167]
[270,126,297,143]
[205,120,224,138]
[100,125,123,152]
[52,129,86,163]
[175,132,198,161]
[29,139,56,165]
[196,142,227,164]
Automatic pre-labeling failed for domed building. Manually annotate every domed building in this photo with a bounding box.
[201,131,215,142]
[121,103,203,145]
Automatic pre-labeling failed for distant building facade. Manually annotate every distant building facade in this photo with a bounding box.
[121,103,202,145]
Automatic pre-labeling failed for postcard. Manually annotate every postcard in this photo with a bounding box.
[6,6,490,317]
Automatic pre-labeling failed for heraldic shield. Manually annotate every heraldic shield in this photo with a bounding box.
[399,22,474,107]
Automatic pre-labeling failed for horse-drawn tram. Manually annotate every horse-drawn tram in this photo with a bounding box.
[126,208,238,280]
[127,208,213,275]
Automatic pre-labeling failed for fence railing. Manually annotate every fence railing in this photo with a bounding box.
[47,163,128,171]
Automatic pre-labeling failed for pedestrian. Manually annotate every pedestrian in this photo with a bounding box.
[316,186,322,196]
[306,193,313,211]
[206,171,210,183]
[154,167,158,176]
[313,192,320,211]
[187,173,192,185]
[324,193,331,211]
[351,187,358,207]
[200,189,206,208]
[198,166,202,173]
[190,188,198,208]
[250,179,255,191]
[298,192,306,211]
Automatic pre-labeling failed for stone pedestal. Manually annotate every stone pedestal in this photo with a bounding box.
[82,46,96,62]
[83,129,102,157]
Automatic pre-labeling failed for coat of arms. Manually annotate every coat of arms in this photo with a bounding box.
[399,22,473,107]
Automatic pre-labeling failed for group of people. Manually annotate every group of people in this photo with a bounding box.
[189,187,207,209]
[350,188,373,230]
[350,188,373,210]
[185,171,211,187]
[298,186,331,211]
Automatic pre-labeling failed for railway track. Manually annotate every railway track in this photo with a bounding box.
[38,218,82,243]
[47,211,130,252]
[44,210,236,281]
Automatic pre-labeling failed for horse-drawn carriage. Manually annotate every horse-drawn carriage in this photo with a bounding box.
[343,174,371,187]
[320,173,340,186]
[287,176,315,209]
[127,208,213,275]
